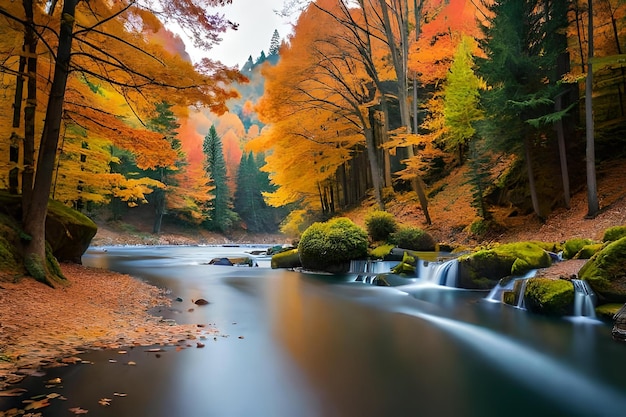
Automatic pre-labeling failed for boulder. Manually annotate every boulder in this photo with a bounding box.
[46,200,97,263]
[457,242,552,289]
[578,237,626,303]
[524,277,574,316]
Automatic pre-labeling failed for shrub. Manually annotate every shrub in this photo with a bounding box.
[602,225,626,243]
[364,210,398,242]
[298,217,368,273]
[390,227,436,251]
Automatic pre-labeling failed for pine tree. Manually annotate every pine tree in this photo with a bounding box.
[477,0,569,220]
[203,125,236,232]
[269,29,280,56]
[146,101,183,234]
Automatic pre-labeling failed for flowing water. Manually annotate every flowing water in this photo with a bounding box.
[2,245,626,417]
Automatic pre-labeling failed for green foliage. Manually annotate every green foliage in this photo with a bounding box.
[390,227,436,251]
[563,238,594,259]
[298,217,368,273]
[391,251,418,275]
[271,248,301,269]
[579,237,626,302]
[203,125,237,232]
[364,210,398,242]
[234,152,284,233]
[524,278,574,316]
[602,225,626,243]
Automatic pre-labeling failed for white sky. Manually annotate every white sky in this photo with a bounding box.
[191,0,297,68]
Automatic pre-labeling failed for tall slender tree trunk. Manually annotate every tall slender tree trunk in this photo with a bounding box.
[585,0,599,217]
[366,109,384,209]
[23,0,79,286]
[22,0,37,210]
[524,137,543,221]
[555,94,571,209]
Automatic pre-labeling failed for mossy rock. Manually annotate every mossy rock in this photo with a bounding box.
[524,278,574,316]
[595,303,623,321]
[271,248,301,269]
[298,217,368,273]
[457,242,552,289]
[602,225,626,243]
[391,251,418,276]
[562,238,595,260]
[46,200,97,263]
[369,244,395,260]
[579,237,626,303]
[574,243,604,259]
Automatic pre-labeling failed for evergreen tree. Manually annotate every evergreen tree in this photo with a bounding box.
[269,29,280,56]
[203,125,236,232]
[477,0,570,220]
[234,151,282,233]
[146,101,184,234]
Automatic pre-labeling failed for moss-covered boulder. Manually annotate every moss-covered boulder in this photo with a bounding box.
[596,303,623,321]
[578,237,626,303]
[298,217,368,273]
[573,243,603,259]
[562,238,595,259]
[524,278,574,316]
[271,248,302,269]
[46,200,97,263]
[603,225,626,243]
[0,193,96,264]
[457,242,552,289]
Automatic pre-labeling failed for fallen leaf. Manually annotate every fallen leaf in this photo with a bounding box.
[113,392,127,397]
[98,398,111,406]
[46,378,61,385]
[127,361,137,366]
[23,398,50,410]
[0,388,27,397]
[69,406,89,414]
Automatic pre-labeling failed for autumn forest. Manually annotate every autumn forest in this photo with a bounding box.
[1,0,625,282]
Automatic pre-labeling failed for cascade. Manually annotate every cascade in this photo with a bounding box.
[485,269,538,303]
[572,279,597,318]
[349,260,397,283]
[516,278,529,309]
[417,258,459,287]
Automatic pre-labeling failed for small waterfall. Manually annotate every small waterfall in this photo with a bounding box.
[485,269,537,304]
[417,259,459,287]
[572,279,597,318]
[516,279,529,309]
[349,260,396,283]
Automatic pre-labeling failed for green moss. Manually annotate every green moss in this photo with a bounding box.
[574,243,603,259]
[563,238,595,259]
[602,225,626,243]
[595,303,623,320]
[391,251,418,276]
[457,241,552,289]
[369,244,395,259]
[271,249,301,269]
[524,278,574,316]
[579,237,626,302]
[298,217,368,273]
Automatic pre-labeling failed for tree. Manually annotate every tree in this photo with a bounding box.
[477,0,570,220]
[145,101,184,234]
[269,29,281,56]
[0,0,243,286]
[203,125,237,232]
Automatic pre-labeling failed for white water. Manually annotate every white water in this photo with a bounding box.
[572,279,597,318]
[399,309,626,417]
[417,258,459,287]
[485,269,538,304]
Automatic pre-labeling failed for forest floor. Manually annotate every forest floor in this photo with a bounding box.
[2,158,626,395]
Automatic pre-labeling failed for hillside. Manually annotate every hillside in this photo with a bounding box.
[91,157,626,247]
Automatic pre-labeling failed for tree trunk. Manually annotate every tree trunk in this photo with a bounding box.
[366,109,384,210]
[22,0,37,210]
[524,136,543,221]
[555,94,571,209]
[585,0,599,217]
[23,0,79,286]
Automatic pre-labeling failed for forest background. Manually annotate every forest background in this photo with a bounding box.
[1,0,625,284]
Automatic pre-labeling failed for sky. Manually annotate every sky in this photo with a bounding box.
[188,0,298,68]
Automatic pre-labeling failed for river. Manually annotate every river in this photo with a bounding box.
[2,244,626,417]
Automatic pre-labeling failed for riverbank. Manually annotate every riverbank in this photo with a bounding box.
[0,263,216,391]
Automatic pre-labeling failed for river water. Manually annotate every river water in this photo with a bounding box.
[3,245,626,417]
